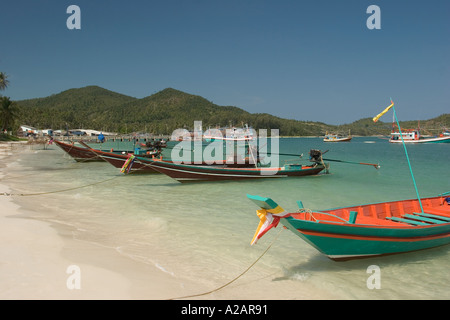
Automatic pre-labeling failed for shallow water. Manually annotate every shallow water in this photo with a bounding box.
[5,137,450,299]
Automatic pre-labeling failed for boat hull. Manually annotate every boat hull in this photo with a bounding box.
[323,137,352,142]
[281,216,450,261]
[389,136,450,143]
[54,140,103,161]
[92,149,159,173]
[145,159,325,182]
[248,194,450,261]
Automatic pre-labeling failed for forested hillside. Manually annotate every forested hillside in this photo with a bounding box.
[16,86,449,136]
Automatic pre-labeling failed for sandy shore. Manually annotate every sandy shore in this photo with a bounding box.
[0,142,206,300]
[0,141,336,301]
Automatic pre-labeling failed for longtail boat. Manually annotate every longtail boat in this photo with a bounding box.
[141,153,327,183]
[54,140,105,162]
[82,143,259,174]
[246,101,450,261]
[84,147,160,174]
[247,193,450,261]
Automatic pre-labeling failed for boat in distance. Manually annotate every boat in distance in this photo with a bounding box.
[389,126,450,143]
[248,193,450,261]
[323,131,352,142]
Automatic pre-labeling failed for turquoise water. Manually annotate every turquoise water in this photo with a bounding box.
[5,137,450,299]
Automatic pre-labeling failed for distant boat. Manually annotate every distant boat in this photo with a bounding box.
[204,124,254,142]
[323,130,352,142]
[389,125,450,144]
[247,193,450,261]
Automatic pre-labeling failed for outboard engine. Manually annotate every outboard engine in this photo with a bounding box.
[309,149,323,163]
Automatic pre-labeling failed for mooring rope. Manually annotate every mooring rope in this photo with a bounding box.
[167,227,284,300]
[0,175,121,197]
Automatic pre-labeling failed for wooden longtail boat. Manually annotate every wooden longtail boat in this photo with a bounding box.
[54,140,105,161]
[247,193,450,261]
[54,140,133,162]
[82,143,259,174]
[84,147,160,173]
[141,156,327,183]
[77,141,162,174]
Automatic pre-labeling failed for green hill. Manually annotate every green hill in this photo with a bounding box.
[17,86,137,131]
[15,86,450,136]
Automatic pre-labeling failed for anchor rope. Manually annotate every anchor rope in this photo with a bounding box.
[167,227,284,300]
[0,175,121,197]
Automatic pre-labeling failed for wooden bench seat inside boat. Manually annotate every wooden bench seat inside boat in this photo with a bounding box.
[386,212,450,226]
[414,212,450,222]
[386,217,429,226]
[403,214,448,224]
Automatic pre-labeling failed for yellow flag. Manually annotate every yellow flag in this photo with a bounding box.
[373,100,394,122]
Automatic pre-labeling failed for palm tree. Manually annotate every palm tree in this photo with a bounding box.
[0,72,9,91]
[1,97,17,132]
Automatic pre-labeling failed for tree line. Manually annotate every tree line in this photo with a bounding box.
[1,72,19,137]
[2,81,449,137]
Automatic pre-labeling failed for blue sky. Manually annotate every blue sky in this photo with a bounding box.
[1,0,449,125]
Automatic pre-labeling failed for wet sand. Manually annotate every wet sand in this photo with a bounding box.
[0,142,203,300]
[0,141,336,301]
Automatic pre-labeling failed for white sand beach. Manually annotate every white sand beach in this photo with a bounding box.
[3,140,448,301]
[0,142,202,300]
[0,142,331,301]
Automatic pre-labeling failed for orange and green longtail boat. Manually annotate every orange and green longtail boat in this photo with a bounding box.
[248,100,450,261]
[247,193,450,261]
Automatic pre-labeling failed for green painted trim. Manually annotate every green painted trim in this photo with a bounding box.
[246,194,279,210]
[404,214,447,224]
[348,211,358,224]
[386,217,429,226]
[414,212,450,222]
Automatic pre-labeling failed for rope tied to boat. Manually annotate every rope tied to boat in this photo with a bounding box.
[297,207,319,222]
[166,227,284,300]
[0,175,121,197]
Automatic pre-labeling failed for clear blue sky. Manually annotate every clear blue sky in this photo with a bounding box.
[1,0,449,125]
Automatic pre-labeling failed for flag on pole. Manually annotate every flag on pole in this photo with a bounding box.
[373,100,394,122]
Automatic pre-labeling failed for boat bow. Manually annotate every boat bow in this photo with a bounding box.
[247,194,291,245]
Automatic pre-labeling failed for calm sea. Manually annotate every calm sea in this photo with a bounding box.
[5,137,450,299]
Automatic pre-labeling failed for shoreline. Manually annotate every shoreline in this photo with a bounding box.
[0,141,340,300]
[0,142,206,300]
